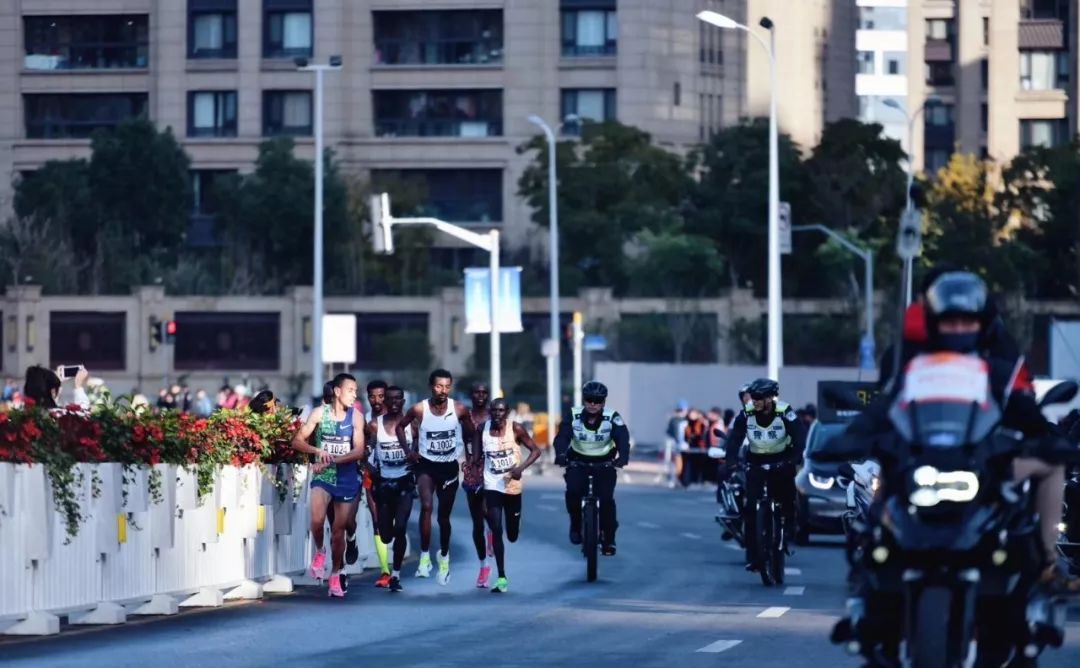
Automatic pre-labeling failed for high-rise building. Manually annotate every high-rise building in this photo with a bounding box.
[906,0,1078,172]
[0,0,855,258]
[855,0,910,154]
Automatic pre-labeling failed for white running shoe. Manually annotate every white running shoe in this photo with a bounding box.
[416,553,432,578]
[437,552,451,586]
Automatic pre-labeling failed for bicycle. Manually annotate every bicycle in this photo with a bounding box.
[746,460,793,587]
[568,459,616,582]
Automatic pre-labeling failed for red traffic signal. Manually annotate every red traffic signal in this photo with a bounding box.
[164,320,177,343]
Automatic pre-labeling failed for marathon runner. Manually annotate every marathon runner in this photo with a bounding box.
[358,379,391,588]
[396,368,476,585]
[291,373,366,597]
[477,398,541,593]
[462,383,495,587]
[370,385,414,593]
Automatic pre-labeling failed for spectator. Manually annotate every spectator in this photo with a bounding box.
[157,388,177,411]
[723,408,736,431]
[2,378,16,402]
[249,390,278,415]
[233,384,251,410]
[191,389,213,417]
[682,408,709,487]
[24,365,90,411]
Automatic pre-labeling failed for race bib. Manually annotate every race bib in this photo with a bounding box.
[425,430,457,455]
[322,436,350,457]
[903,353,989,405]
[488,449,516,475]
[379,443,406,466]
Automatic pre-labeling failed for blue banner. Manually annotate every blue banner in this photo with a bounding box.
[464,267,523,334]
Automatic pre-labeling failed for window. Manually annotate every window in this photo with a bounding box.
[1020,119,1069,148]
[699,20,721,65]
[373,89,503,137]
[1020,50,1069,90]
[561,8,617,56]
[925,62,955,86]
[925,149,950,173]
[188,91,237,137]
[24,15,149,70]
[264,0,312,58]
[981,103,988,132]
[858,6,906,31]
[925,104,954,127]
[24,93,147,139]
[373,10,503,65]
[174,312,280,371]
[370,169,502,223]
[50,312,126,371]
[1020,0,1070,21]
[981,58,989,90]
[188,0,238,58]
[884,51,905,75]
[189,169,234,246]
[673,82,681,106]
[561,88,616,130]
[263,90,312,136]
[926,19,952,41]
[982,17,989,46]
[857,51,875,74]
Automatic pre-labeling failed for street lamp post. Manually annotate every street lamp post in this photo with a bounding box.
[527,114,577,451]
[297,55,342,402]
[883,96,940,306]
[697,11,781,380]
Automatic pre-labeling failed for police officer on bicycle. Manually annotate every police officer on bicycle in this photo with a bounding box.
[554,380,630,556]
[724,378,806,572]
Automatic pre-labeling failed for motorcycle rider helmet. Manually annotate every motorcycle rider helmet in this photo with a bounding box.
[747,378,779,400]
[924,271,990,353]
[582,380,608,403]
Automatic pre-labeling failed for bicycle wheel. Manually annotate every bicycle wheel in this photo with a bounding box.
[583,499,599,582]
[772,505,786,586]
[757,503,775,587]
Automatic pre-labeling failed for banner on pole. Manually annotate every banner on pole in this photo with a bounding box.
[464,267,524,334]
[322,314,357,364]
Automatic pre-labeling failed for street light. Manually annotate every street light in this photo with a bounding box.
[296,55,343,402]
[697,10,781,380]
[883,95,941,306]
[527,113,578,453]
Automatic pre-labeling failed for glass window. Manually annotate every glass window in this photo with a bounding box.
[858,6,906,31]
[884,51,905,75]
[373,10,503,65]
[188,1,238,58]
[560,88,616,132]
[174,312,280,371]
[188,91,237,137]
[24,15,149,70]
[926,18,952,40]
[264,1,312,58]
[263,90,312,136]
[1020,50,1069,90]
[925,104,954,126]
[370,169,502,224]
[982,17,989,45]
[561,9,617,56]
[857,51,875,74]
[373,89,503,137]
[24,93,148,139]
[49,312,126,371]
[926,62,955,86]
[1020,119,1068,148]
[189,169,235,246]
[926,148,951,172]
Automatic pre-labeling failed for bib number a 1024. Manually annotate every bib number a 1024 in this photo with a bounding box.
[322,437,350,457]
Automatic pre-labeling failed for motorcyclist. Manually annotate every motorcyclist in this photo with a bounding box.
[724,378,806,571]
[824,269,1080,594]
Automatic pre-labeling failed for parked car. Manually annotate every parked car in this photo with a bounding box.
[794,421,851,544]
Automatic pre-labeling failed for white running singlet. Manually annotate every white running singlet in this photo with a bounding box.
[482,420,522,495]
[375,415,411,479]
[418,399,462,463]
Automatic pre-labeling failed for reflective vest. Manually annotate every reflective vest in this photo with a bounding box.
[745,401,793,455]
[570,407,619,457]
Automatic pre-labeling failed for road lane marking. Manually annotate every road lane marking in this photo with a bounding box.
[784,587,805,596]
[696,639,742,654]
[637,521,661,529]
[757,607,790,618]
[784,568,802,576]
[724,543,742,551]
[540,494,563,501]
[537,504,557,512]
[680,532,702,540]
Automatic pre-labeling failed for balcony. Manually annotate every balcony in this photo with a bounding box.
[374,119,502,138]
[1018,19,1066,49]
[924,39,953,63]
[24,93,148,139]
[24,15,150,71]
[373,10,503,66]
[373,89,503,138]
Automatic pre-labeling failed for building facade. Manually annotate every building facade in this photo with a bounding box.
[856,0,911,154]
[0,0,857,260]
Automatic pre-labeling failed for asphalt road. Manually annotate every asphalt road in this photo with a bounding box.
[3,469,1080,667]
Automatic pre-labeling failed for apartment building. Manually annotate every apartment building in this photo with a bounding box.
[855,0,911,154]
[0,0,853,261]
[907,0,1078,172]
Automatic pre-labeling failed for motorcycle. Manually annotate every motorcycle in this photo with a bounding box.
[839,459,880,564]
[710,445,746,547]
[829,354,1078,668]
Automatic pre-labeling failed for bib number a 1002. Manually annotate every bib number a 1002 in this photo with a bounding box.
[425,430,457,455]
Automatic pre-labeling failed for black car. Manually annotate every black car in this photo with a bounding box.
[794,421,851,543]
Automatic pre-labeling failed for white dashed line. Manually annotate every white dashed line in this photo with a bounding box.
[783,586,805,596]
[696,639,743,654]
[537,504,557,512]
[723,543,742,551]
[637,521,661,529]
[757,607,790,618]
[540,494,563,501]
[680,532,702,540]
[784,568,802,576]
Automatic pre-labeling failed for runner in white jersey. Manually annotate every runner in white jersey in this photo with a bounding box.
[369,385,414,593]
[396,368,476,585]
[462,383,495,588]
[358,379,391,588]
[475,398,541,593]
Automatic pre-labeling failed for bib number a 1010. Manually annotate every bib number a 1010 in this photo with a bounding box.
[488,449,515,474]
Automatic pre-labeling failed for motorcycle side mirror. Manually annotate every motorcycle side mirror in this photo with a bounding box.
[1040,380,1079,408]
[838,462,856,479]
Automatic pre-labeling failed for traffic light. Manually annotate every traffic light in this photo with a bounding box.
[149,316,162,352]
[369,192,394,254]
[165,320,177,345]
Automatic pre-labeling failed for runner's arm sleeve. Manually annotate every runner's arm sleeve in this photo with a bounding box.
[723,413,748,464]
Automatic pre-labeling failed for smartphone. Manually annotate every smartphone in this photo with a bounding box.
[61,365,81,380]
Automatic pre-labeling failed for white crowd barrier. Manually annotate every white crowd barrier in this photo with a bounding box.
[0,463,377,635]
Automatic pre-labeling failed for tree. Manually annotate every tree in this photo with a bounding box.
[517,121,693,294]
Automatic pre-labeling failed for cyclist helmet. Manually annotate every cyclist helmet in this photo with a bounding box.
[738,384,751,401]
[582,380,608,403]
[747,378,779,400]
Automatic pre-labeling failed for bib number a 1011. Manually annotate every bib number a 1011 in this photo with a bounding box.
[379,443,406,465]
[488,450,515,474]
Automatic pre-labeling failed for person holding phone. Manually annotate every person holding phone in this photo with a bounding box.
[23,364,90,411]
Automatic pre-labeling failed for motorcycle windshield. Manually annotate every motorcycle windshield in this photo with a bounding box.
[887,353,1001,448]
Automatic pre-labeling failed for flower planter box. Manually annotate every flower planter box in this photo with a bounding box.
[176,466,199,510]
[271,464,293,536]
[122,466,149,514]
[1,462,15,522]
[150,463,177,551]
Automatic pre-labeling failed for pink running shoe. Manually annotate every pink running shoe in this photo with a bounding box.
[309,550,327,581]
[328,574,345,597]
[476,564,492,588]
